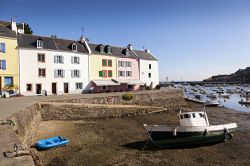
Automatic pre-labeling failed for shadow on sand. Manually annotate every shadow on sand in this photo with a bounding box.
[122,139,224,151]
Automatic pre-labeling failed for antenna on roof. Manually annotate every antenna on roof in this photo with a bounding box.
[81,26,84,36]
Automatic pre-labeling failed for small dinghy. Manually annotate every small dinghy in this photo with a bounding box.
[35,136,69,150]
[143,108,237,148]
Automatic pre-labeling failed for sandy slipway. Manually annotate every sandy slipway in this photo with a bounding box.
[34,103,250,166]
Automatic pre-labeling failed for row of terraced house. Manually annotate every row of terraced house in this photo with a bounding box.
[0,19,159,96]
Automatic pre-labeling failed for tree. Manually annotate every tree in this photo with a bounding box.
[24,23,33,34]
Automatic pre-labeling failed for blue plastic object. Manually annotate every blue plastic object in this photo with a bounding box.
[35,136,69,150]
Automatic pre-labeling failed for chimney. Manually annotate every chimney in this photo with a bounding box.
[11,18,17,33]
[145,48,150,53]
[127,44,133,50]
[80,35,91,54]
[17,22,24,34]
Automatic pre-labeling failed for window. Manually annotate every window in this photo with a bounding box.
[126,71,132,77]
[108,70,112,77]
[192,113,196,118]
[180,115,183,119]
[108,60,112,67]
[199,113,204,117]
[26,84,32,91]
[72,56,80,64]
[99,71,103,77]
[37,40,43,48]
[118,71,125,77]
[0,43,6,53]
[102,86,106,90]
[54,55,64,64]
[38,68,46,77]
[102,70,107,78]
[76,83,83,89]
[54,69,65,78]
[37,53,45,62]
[107,46,112,54]
[100,45,104,53]
[0,60,6,70]
[149,64,152,69]
[184,114,191,119]
[102,59,107,66]
[4,77,13,86]
[148,73,151,78]
[72,43,77,51]
[126,61,132,67]
[71,70,80,78]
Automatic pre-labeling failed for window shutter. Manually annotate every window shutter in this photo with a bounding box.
[71,70,73,77]
[54,70,58,78]
[99,71,103,77]
[62,70,65,78]
[2,60,6,70]
[62,56,64,63]
[71,57,74,64]
[108,60,112,67]
[78,70,81,78]
[54,56,57,63]
[108,70,112,77]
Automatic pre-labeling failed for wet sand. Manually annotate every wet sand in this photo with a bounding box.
[34,103,250,166]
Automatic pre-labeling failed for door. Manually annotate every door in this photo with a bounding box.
[52,83,57,94]
[36,84,42,94]
[64,83,69,93]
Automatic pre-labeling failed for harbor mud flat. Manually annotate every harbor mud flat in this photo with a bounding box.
[33,102,250,166]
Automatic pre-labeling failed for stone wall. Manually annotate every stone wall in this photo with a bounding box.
[49,91,185,110]
[40,103,163,121]
[7,104,42,146]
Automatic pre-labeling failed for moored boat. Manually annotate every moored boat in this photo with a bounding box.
[239,99,250,105]
[35,136,69,150]
[143,110,237,148]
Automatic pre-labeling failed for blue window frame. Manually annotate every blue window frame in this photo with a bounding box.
[0,60,6,70]
[0,43,6,53]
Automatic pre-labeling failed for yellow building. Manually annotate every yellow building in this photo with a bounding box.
[0,20,19,91]
[89,44,117,80]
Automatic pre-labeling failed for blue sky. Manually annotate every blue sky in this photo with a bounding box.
[1,0,250,81]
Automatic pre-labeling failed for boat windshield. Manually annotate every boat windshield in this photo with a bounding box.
[183,114,191,119]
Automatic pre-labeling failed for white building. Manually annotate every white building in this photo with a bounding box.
[134,49,159,88]
[17,34,90,96]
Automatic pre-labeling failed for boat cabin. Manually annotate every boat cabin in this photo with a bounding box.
[178,112,209,127]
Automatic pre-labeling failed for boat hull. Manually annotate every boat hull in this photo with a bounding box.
[144,123,237,148]
[36,136,69,150]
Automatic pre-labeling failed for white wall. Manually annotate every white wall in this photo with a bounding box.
[19,49,89,96]
[139,60,159,88]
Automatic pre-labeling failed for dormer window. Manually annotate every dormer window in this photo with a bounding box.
[72,43,77,52]
[37,39,43,48]
[107,46,112,54]
[99,45,104,53]
[125,49,130,56]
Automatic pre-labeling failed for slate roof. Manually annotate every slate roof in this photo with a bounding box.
[0,25,16,38]
[17,34,89,54]
[17,33,157,61]
[88,43,157,61]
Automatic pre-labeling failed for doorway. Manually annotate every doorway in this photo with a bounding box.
[52,83,57,94]
[36,84,42,94]
[64,83,69,93]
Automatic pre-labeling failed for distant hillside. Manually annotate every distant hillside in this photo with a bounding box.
[203,67,250,83]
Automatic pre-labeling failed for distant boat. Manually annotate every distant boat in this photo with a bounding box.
[239,99,250,105]
[205,100,220,107]
[240,90,250,97]
[195,94,202,99]
[35,136,69,150]
[184,96,204,104]
[207,93,218,99]
[143,110,237,148]
[219,93,230,98]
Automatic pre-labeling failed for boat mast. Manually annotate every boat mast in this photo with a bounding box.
[203,105,210,126]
